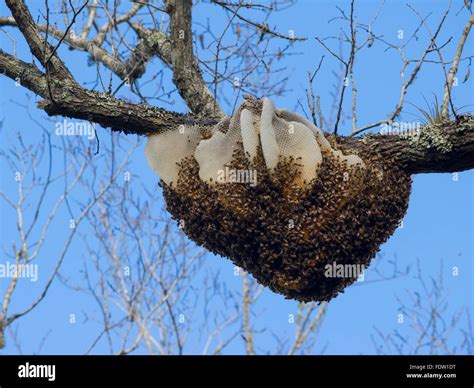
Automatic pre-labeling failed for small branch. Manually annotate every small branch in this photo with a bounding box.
[351,4,451,137]
[95,2,144,46]
[441,12,474,117]
[407,4,457,120]
[288,303,327,355]
[80,0,98,39]
[242,273,255,355]
[5,0,73,81]
[212,0,306,41]
[333,0,356,135]
[349,4,358,132]
[0,16,175,83]
[315,37,346,64]
[305,55,325,127]
[44,1,89,67]
[316,95,324,131]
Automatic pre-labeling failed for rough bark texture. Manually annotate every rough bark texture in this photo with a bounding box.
[2,0,222,118]
[341,117,474,175]
[0,50,218,134]
[167,0,224,117]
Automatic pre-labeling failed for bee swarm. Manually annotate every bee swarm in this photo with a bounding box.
[147,98,412,302]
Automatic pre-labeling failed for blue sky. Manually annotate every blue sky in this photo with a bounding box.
[0,0,473,354]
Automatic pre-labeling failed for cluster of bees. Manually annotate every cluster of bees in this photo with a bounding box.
[161,137,412,302]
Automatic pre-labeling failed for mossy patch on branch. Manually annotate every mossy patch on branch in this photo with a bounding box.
[403,123,453,154]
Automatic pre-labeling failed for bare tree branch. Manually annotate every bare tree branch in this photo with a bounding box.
[348,3,450,137]
[167,0,224,117]
[5,0,75,81]
[0,50,218,134]
[242,273,255,355]
[211,0,306,41]
[342,116,474,174]
[441,12,474,117]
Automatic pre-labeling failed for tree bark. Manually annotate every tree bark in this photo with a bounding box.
[342,118,474,174]
[167,0,224,117]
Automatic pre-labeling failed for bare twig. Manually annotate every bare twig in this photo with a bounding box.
[350,4,451,137]
[441,12,474,118]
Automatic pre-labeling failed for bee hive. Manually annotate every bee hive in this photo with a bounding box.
[146,98,412,302]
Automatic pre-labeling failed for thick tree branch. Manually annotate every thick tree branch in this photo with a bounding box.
[0,48,472,174]
[36,88,218,135]
[342,116,474,174]
[0,50,218,134]
[167,0,224,117]
[0,49,48,96]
